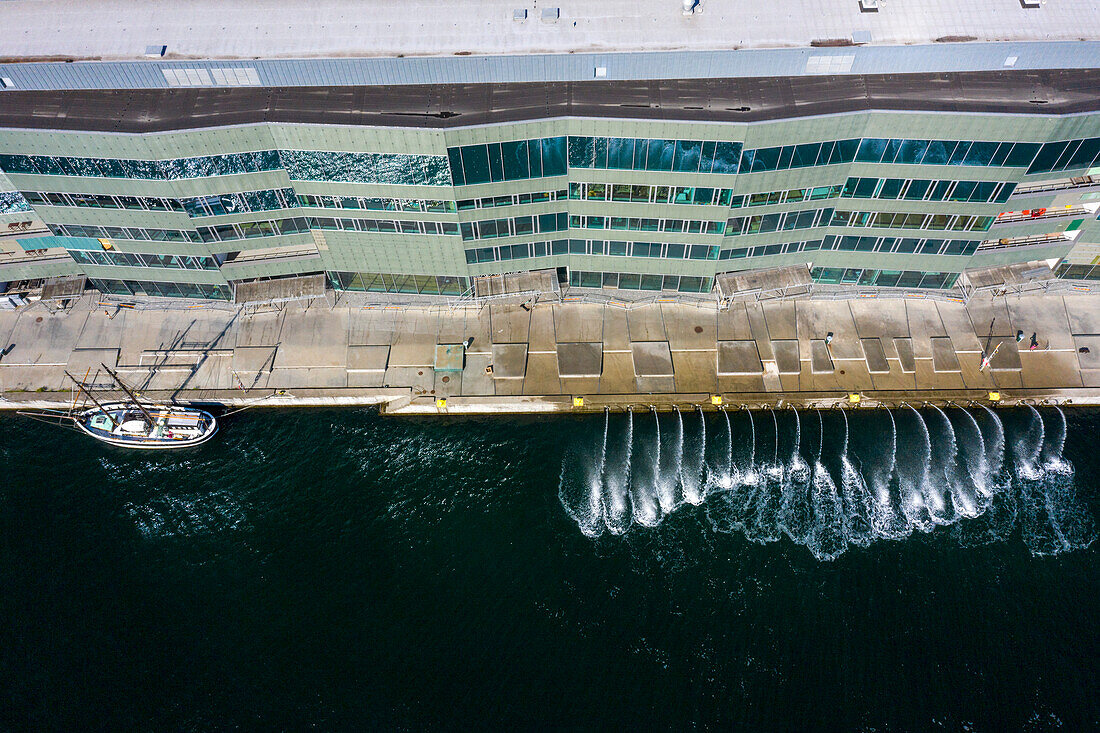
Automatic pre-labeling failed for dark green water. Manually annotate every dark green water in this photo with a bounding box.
[0,407,1096,730]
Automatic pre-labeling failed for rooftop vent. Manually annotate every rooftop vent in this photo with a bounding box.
[512,8,527,20]
[0,77,14,89]
[541,7,560,21]
[594,66,607,77]
[144,44,167,58]
[1020,0,1041,7]
[858,0,880,12]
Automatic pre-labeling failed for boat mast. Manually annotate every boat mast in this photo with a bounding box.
[99,362,156,425]
[64,370,114,417]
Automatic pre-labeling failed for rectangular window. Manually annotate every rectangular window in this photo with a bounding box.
[461,145,491,185]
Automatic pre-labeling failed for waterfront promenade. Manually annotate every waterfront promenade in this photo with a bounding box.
[3,292,1100,414]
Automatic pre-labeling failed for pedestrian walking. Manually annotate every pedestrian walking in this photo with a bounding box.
[1030,332,1039,350]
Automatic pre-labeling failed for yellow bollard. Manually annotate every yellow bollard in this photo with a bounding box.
[436,397,447,409]
[710,395,723,406]
[572,396,585,407]
[988,391,1000,402]
[848,393,861,404]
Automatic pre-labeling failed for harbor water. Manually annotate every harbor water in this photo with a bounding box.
[0,407,1096,729]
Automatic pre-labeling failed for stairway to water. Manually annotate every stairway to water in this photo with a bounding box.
[558,406,1097,559]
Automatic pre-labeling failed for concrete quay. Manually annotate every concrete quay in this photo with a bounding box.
[3,292,1100,416]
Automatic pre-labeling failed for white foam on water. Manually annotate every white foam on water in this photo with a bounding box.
[561,407,1096,559]
[681,408,706,506]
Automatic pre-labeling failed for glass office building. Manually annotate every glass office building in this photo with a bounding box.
[0,5,1098,300]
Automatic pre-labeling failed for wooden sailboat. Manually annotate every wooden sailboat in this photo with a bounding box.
[23,365,218,449]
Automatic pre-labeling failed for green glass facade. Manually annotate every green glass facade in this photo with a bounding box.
[1,115,1099,299]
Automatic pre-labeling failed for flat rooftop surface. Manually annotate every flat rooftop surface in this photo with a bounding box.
[2,69,1098,132]
[2,0,1099,62]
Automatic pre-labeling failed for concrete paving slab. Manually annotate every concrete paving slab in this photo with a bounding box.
[232,345,279,374]
[600,351,635,393]
[188,352,235,391]
[434,369,461,396]
[635,376,676,393]
[936,303,982,352]
[434,344,465,372]
[1019,351,1082,388]
[762,301,797,340]
[989,342,1022,371]
[866,363,917,391]
[627,305,666,342]
[0,365,68,392]
[460,352,494,396]
[834,360,873,392]
[553,303,603,343]
[530,305,557,352]
[0,310,18,345]
[663,304,716,349]
[931,337,961,372]
[851,299,910,339]
[772,340,800,373]
[1064,297,1100,335]
[560,376,601,395]
[601,307,631,350]
[718,340,763,375]
[391,309,440,340]
[74,309,128,353]
[717,304,753,341]
[631,341,673,376]
[387,341,434,367]
[557,342,603,377]
[126,310,237,365]
[796,300,859,358]
[235,310,283,347]
[275,308,348,368]
[115,366,191,393]
[672,350,717,393]
[268,367,346,389]
[861,338,889,373]
[347,369,387,388]
[1074,335,1100,368]
[348,309,398,345]
[493,378,524,396]
[810,340,834,373]
[383,365,433,393]
[907,299,948,333]
[1080,369,1100,388]
[346,345,390,371]
[746,304,774,361]
[800,365,841,392]
[895,338,916,372]
[435,313,468,344]
[491,343,528,379]
[717,374,767,393]
[964,298,1016,338]
[67,347,120,374]
[490,304,531,343]
[956,346,995,389]
[4,309,89,366]
[1008,297,1075,350]
[523,352,561,393]
[462,311,492,352]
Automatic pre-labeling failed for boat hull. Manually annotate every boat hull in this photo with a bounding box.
[75,402,218,449]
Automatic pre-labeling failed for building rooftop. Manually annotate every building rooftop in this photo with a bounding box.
[2,0,1098,62]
